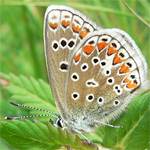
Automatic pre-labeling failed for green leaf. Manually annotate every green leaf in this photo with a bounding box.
[0,73,56,115]
[1,73,150,150]
[94,92,150,150]
[0,1,150,149]
[0,120,99,150]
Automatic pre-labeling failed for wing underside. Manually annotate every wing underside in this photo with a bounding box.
[65,29,147,122]
[44,5,100,119]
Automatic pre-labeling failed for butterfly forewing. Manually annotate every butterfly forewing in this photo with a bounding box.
[44,5,100,119]
[65,29,147,124]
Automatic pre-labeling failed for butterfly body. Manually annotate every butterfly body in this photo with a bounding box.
[44,5,148,133]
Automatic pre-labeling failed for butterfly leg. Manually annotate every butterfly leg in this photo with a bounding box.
[95,121,121,128]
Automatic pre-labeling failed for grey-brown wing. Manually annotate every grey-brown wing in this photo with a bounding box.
[44,5,100,119]
[65,29,147,123]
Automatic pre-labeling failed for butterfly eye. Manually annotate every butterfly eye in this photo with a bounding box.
[86,94,94,102]
[71,92,80,100]
[113,100,120,106]
[91,56,100,65]
[71,72,79,81]
[81,63,89,72]
[97,97,104,105]
[55,118,64,128]
[110,40,121,50]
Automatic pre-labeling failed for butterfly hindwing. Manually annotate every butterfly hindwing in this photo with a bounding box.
[65,29,147,125]
[44,5,100,119]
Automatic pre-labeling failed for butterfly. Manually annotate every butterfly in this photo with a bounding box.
[43,5,148,134]
[5,5,148,136]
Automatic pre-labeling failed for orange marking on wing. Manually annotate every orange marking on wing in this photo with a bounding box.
[97,42,107,51]
[127,81,137,89]
[74,54,81,62]
[113,54,122,65]
[107,47,118,56]
[79,31,88,39]
[72,24,81,33]
[119,64,129,74]
[49,22,58,30]
[83,44,95,55]
[123,77,130,84]
[61,20,70,28]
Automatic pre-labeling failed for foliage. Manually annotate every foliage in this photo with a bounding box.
[0,74,150,150]
[0,0,150,150]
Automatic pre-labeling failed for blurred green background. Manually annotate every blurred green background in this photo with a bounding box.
[0,0,150,78]
[0,0,150,149]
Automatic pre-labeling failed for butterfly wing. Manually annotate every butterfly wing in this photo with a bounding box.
[44,5,100,119]
[65,29,147,131]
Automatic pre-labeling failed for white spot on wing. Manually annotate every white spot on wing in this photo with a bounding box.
[59,38,67,49]
[60,10,72,29]
[72,15,84,34]
[91,56,100,65]
[59,61,68,72]
[104,69,111,76]
[86,79,99,87]
[86,93,94,102]
[98,35,112,43]
[71,72,79,81]
[97,97,104,105]
[113,84,123,95]
[48,10,60,31]
[67,38,76,50]
[81,63,89,72]
[110,39,121,50]
[113,100,120,106]
[118,48,129,60]
[106,77,115,85]
[51,40,59,51]
[71,92,80,100]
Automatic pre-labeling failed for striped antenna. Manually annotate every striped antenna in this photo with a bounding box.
[5,113,54,120]
[10,101,58,117]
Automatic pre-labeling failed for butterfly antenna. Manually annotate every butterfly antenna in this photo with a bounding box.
[5,113,54,120]
[10,101,58,117]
